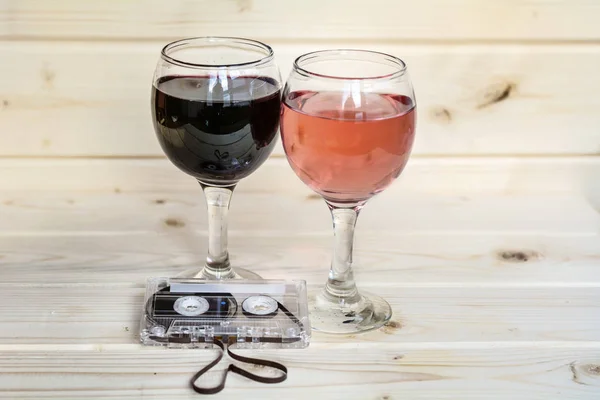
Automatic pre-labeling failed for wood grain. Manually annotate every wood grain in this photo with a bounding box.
[1,233,599,285]
[4,0,600,41]
[2,157,600,196]
[2,1,600,397]
[1,42,600,156]
[0,345,599,399]
[1,189,598,235]
[0,229,600,287]
[1,159,599,243]
[0,284,598,344]
[0,158,599,397]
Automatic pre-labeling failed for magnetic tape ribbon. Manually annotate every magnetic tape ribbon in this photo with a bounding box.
[189,300,300,395]
[146,294,303,394]
[190,337,288,395]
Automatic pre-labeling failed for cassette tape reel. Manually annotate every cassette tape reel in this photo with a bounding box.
[140,278,310,349]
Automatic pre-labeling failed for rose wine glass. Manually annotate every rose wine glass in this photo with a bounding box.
[280,50,416,333]
[151,37,281,280]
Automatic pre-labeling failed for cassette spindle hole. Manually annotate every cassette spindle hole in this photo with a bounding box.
[242,295,279,317]
[174,296,210,317]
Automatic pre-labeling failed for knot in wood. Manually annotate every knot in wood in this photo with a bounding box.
[497,250,540,263]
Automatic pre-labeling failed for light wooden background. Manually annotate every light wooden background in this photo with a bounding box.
[1,0,600,398]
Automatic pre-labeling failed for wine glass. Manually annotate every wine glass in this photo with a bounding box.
[151,37,282,280]
[280,50,416,333]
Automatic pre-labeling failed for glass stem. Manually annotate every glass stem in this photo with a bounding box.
[198,183,236,280]
[324,204,361,304]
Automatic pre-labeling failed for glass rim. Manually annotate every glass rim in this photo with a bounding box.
[160,36,275,69]
[293,49,407,81]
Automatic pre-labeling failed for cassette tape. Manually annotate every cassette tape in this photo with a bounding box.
[140,278,310,349]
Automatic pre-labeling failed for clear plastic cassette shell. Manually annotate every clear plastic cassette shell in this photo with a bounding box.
[140,278,310,349]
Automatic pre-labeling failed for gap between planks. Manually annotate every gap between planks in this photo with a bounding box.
[2,282,600,289]
[3,154,600,160]
[4,36,600,46]
[1,341,600,352]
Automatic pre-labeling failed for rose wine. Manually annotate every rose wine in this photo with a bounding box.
[152,76,280,186]
[281,91,416,203]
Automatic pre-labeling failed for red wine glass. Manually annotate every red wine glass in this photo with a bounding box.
[151,37,281,279]
[280,50,416,333]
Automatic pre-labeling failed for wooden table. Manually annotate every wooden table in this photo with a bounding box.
[2,0,600,396]
[1,157,599,399]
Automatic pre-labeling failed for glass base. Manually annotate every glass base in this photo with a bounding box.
[308,288,392,334]
[175,267,262,280]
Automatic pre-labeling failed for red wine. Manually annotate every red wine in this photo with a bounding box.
[281,91,415,203]
[152,76,280,185]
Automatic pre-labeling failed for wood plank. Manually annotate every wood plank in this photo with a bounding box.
[2,158,599,237]
[1,42,600,156]
[1,189,598,235]
[0,344,598,399]
[4,0,600,41]
[3,157,600,195]
[1,233,599,286]
[0,285,598,344]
